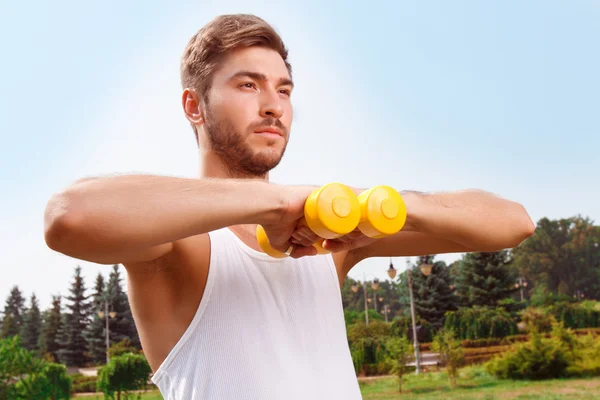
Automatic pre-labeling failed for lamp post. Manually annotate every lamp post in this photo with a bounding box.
[97,298,117,364]
[351,273,380,325]
[387,257,433,375]
[515,277,528,302]
[574,290,585,300]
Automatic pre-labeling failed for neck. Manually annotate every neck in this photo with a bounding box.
[199,151,269,181]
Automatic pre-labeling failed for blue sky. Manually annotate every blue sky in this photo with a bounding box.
[1,1,598,310]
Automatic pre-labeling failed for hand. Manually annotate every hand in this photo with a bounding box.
[260,185,321,258]
[285,185,379,255]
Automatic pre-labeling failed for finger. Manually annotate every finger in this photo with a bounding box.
[298,226,320,242]
[291,244,318,258]
[322,239,352,253]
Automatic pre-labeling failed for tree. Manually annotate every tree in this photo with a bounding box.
[397,257,459,329]
[97,353,152,400]
[387,335,411,392]
[432,329,464,387]
[454,250,518,307]
[20,293,42,354]
[106,265,141,349]
[513,216,600,297]
[58,266,92,367]
[85,272,108,364]
[39,295,62,363]
[0,335,45,399]
[1,286,26,338]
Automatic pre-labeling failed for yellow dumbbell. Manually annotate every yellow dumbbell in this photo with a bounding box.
[357,185,407,238]
[256,183,361,258]
[256,183,408,258]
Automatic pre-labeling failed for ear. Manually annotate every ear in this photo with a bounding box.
[182,88,204,126]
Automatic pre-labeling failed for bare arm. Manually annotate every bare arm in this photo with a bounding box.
[324,189,535,269]
[44,175,287,264]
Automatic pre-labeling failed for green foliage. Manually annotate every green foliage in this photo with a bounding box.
[546,300,600,329]
[21,293,43,354]
[58,266,92,367]
[97,352,152,399]
[520,307,557,333]
[357,309,384,325]
[391,315,434,343]
[348,321,395,376]
[85,273,109,365]
[432,329,464,387]
[444,306,518,340]
[71,373,98,393]
[397,257,459,330]
[567,333,600,377]
[344,309,359,328]
[106,265,141,349]
[454,250,517,307]
[14,363,71,399]
[0,335,46,399]
[39,295,62,363]
[109,339,139,359]
[485,329,570,380]
[1,286,26,338]
[42,363,71,399]
[513,216,600,298]
[386,335,411,392]
[14,373,51,399]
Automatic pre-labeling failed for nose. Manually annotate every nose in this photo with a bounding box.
[259,89,284,119]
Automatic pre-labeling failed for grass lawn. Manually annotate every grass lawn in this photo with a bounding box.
[359,366,600,399]
[76,367,600,399]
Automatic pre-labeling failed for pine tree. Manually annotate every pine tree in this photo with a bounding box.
[454,250,518,307]
[58,266,92,367]
[106,265,141,349]
[411,258,459,329]
[39,295,63,362]
[1,286,26,338]
[84,273,108,364]
[20,293,43,353]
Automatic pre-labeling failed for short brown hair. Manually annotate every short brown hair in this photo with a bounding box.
[180,14,292,143]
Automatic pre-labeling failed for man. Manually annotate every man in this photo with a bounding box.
[44,14,535,399]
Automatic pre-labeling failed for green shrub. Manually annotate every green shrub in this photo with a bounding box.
[432,329,464,387]
[386,336,412,392]
[71,374,98,393]
[14,373,51,400]
[391,316,433,343]
[444,307,517,340]
[547,301,600,329]
[520,307,557,333]
[97,353,152,399]
[567,334,600,377]
[108,339,139,359]
[485,330,570,380]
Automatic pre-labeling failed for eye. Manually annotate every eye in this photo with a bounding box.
[279,89,291,97]
[240,82,256,90]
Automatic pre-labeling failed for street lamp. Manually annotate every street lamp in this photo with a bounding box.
[351,273,380,325]
[574,290,585,300]
[97,299,117,364]
[515,277,528,302]
[387,257,433,375]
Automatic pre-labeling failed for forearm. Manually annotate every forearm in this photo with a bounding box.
[401,189,535,251]
[44,175,285,257]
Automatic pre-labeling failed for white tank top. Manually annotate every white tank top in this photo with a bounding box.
[150,227,362,400]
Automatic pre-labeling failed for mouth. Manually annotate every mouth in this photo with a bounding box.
[253,128,283,138]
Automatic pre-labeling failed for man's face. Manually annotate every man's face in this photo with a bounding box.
[201,46,294,177]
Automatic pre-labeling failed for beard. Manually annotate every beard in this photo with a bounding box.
[203,106,289,178]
